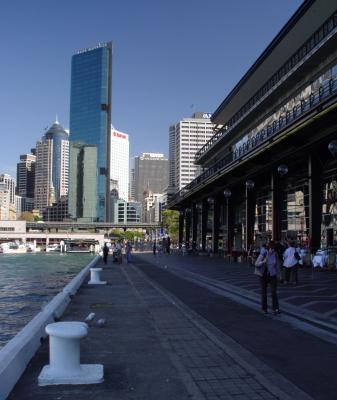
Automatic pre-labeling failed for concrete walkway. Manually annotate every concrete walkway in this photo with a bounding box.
[144,252,337,327]
[7,255,314,400]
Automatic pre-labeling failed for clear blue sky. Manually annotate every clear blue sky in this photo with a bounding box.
[0,0,303,176]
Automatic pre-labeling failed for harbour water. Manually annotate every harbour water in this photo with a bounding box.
[0,252,94,349]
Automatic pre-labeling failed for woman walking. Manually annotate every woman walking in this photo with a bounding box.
[260,241,280,315]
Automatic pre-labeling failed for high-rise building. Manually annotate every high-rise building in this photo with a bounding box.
[0,183,10,220]
[68,143,97,221]
[69,42,112,222]
[169,112,214,191]
[134,153,169,201]
[129,157,136,202]
[0,174,16,205]
[110,128,129,202]
[34,120,69,212]
[16,150,36,199]
[111,199,141,224]
[143,191,163,223]
[0,174,16,220]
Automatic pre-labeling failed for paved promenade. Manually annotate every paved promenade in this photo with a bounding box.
[8,253,337,399]
[143,252,337,326]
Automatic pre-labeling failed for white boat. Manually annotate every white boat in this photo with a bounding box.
[46,244,60,252]
[26,241,42,253]
[0,242,27,254]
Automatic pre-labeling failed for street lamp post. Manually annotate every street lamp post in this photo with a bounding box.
[223,189,232,254]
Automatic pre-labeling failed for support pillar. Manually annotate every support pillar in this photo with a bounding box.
[191,204,198,251]
[271,170,282,241]
[245,187,256,250]
[228,200,234,253]
[185,209,191,246]
[178,210,184,248]
[212,198,220,254]
[308,154,323,253]
[201,200,208,252]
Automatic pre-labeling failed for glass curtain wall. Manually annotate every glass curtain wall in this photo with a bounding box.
[322,170,337,247]
[254,189,272,245]
[233,200,246,251]
[281,180,309,245]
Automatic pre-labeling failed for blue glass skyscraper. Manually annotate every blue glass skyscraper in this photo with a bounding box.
[69,42,112,222]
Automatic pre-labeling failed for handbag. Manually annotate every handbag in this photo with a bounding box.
[254,254,266,276]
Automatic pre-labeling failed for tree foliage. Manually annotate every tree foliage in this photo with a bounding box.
[161,210,179,240]
[18,211,34,221]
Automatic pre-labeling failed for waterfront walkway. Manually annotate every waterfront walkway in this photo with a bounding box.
[8,253,337,400]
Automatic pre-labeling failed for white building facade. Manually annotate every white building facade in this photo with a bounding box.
[34,121,69,212]
[169,112,215,191]
[110,128,129,202]
[0,174,16,220]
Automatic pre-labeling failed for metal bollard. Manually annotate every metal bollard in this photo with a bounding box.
[38,321,103,385]
[88,268,106,285]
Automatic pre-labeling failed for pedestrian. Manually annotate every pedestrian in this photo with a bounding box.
[126,241,132,263]
[247,243,255,266]
[102,242,109,265]
[258,241,280,315]
[166,236,171,254]
[153,240,156,255]
[283,241,299,285]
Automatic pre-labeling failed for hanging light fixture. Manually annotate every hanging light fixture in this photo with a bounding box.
[223,189,232,198]
[277,164,288,177]
[245,180,255,190]
[328,140,337,157]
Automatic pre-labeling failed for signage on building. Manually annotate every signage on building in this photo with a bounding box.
[203,113,212,119]
[113,131,127,140]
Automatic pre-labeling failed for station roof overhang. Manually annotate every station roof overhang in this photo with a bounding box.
[170,97,337,210]
[211,0,335,126]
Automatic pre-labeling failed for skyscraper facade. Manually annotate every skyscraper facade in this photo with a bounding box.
[110,128,129,202]
[134,153,169,202]
[69,42,112,222]
[169,112,214,191]
[68,143,97,221]
[34,121,69,212]
[16,150,36,199]
[0,174,16,220]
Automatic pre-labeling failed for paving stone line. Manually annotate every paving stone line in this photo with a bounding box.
[124,263,303,400]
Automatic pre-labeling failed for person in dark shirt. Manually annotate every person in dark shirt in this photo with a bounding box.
[260,241,280,315]
[103,243,109,265]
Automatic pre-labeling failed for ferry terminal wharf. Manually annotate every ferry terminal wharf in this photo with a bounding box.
[7,253,337,400]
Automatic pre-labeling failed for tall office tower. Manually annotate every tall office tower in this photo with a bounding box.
[110,128,129,202]
[16,151,36,199]
[129,157,136,201]
[169,112,214,191]
[69,42,112,222]
[0,183,10,220]
[34,120,69,212]
[134,153,169,201]
[0,174,16,220]
[0,174,16,205]
[68,143,97,221]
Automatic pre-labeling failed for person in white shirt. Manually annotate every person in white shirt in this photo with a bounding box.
[282,241,299,285]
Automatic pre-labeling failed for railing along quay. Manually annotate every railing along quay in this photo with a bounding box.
[195,11,337,162]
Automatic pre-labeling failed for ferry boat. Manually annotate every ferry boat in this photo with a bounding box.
[65,240,98,253]
[0,242,27,254]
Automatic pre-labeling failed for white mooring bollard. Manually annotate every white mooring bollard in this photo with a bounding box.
[38,321,103,385]
[88,268,107,285]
